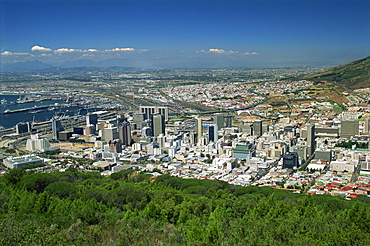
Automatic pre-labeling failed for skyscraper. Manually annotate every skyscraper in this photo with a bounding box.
[86,113,98,126]
[214,113,224,130]
[282,152,299,169]
[365,118,370,134]
[208,124,218,142]
[118,120,131,147]
[253,119,262,137]
[340,120,359,138]
[196,118,203,141]
[139,106,169,121]
[103,126,119,141]
[51,117,64,140]
[153,114,165,137]
[307,124,316,156]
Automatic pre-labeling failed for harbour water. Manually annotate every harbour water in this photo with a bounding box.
[0,95,101,129]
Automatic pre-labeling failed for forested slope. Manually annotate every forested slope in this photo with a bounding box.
[0,168,369,245]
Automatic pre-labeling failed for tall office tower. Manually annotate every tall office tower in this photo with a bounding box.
[103,126,119,141]
[196,118,203,141]
[26,134,50,152]
[153,114,165,137]
[208,124,218,142]
[118,120,131,147]
[214,113,224,130]
[157,133,166,148]
[189,131,197,145]
[85,124,96,135]
[282,152,299,169]
[340,120,359,138]
[51,117,64,140]
[307,124,316,156]
[86,113,98,126]
[225,115,233,127]
[364,118,370,134]
[108,139,122,153]
[133,112,145,125]
[253,119,263,137]
[15,122,31,135]
[239,122,253,135]
[139,106,169,121]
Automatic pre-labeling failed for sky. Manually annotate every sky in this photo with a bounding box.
[1,0,369,68]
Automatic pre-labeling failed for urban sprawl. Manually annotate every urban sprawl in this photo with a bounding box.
[1,67,370,199]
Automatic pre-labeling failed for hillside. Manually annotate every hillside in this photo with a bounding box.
[1,169,370,245]
[291,56,370,89]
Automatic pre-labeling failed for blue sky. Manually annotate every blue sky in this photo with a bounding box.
[1,0,369,67]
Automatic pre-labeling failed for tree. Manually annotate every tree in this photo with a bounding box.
[45,181,78,199]
[3,168,26,185]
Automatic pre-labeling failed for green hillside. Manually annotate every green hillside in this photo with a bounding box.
[1,168,370,245]
[292,56,370,89]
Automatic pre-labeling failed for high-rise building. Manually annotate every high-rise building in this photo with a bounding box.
[86,113,98,126]
[196,118,203,141]
[118,120,131,147]
[307,124,316,156]
[239,122,253,135]
[340,120,359,138]
[189,131,197,145]
[153,114,165,137]
[282,152,299,169]
[133,112,145,128]
[208,124,218,142]
[85,124,96,135]
[225,115,233,127]
[364,118,370,134]
[253,119,262,137]
[109,139,122,153]
[214,113,224,130]
[51,117,64,140]
[139,106,169,121]
[103,126,119,141]
[26,134,50,152]
[16,122,32,135]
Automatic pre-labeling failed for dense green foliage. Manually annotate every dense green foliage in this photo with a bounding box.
[291,56,370,89]
[335,140,368,149]
[1,170,370,245]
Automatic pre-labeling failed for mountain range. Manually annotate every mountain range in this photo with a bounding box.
[291,56,370,89]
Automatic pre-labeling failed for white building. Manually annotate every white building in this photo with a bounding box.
[26,134,50,152]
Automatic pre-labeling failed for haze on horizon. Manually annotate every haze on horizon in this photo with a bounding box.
[1,0,369,69]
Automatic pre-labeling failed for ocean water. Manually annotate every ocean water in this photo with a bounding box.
[0,95,98,129]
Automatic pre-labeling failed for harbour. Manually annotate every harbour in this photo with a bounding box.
[0,94,121,130]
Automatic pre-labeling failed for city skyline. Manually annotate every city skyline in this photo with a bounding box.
[1,0,369,68]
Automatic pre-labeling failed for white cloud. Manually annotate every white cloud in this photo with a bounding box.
[199,48,238,54]
[54,48,79,53]
[107,48,135,52]
[54,48,99,53]
[31,45,52,52]
[1,51,30,56]
[209,48,226,53]
[244,51,258,55]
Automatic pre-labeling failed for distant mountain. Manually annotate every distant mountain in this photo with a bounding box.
[291,56,370,89]
[1,60,53,72]
[60,59,98,68]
